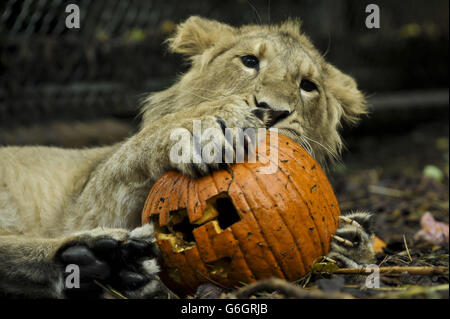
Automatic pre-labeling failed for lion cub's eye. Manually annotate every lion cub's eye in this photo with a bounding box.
[300,79,317,92]
[240,55,259,70]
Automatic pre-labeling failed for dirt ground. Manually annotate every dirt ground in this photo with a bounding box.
[324,121,448,298]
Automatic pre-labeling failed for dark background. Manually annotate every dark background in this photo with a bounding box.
[0,0,448,185]
[0,0,448,141]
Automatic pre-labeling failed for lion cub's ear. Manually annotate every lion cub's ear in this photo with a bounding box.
[325,64,368,125]
[167,16,236,56]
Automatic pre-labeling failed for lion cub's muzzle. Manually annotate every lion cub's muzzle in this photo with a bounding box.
[253,97,291,127]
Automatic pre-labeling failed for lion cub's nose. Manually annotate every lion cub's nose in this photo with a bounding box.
[255,99,291,127]
[267,109,290,127]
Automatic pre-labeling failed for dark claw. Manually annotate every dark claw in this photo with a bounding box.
[128,239,150,252]
[117,270,149,289]
[120,239,154,261]
[216,117,227,134]
[219,162,230,170]
[251,108,267,122]
[125,239,154,257]
[149,244,161,259]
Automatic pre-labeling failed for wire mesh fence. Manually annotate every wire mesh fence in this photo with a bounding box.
[0,0,448,128]
[1,0,186,126]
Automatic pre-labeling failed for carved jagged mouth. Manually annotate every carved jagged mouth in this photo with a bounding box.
[153,192,241,253]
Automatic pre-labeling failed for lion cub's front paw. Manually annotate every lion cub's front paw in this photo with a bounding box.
[170,95,268,177]
[56,224,172,299]
[327,211,376,268]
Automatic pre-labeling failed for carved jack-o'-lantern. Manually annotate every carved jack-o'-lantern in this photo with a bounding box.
[141,133,340,294]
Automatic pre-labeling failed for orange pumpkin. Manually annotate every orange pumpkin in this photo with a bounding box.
[142,132,341,294]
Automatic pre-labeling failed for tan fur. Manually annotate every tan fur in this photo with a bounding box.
[0,17,367,297]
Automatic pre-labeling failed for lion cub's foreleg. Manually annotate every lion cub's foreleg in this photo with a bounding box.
[0,234,66,297]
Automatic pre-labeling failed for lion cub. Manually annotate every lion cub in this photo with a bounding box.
[0,17,374,298]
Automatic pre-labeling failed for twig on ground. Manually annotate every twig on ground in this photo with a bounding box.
[93,280,128,299]
[378,254,390,267]
[403,234,413,263]
[368,185,404,197]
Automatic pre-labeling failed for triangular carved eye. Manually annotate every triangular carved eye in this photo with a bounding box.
[192,192,241,231]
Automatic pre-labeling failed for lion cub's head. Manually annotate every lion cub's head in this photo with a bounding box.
[143,16,367,165]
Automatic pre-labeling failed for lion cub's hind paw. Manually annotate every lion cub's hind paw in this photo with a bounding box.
[327,211,376,268]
